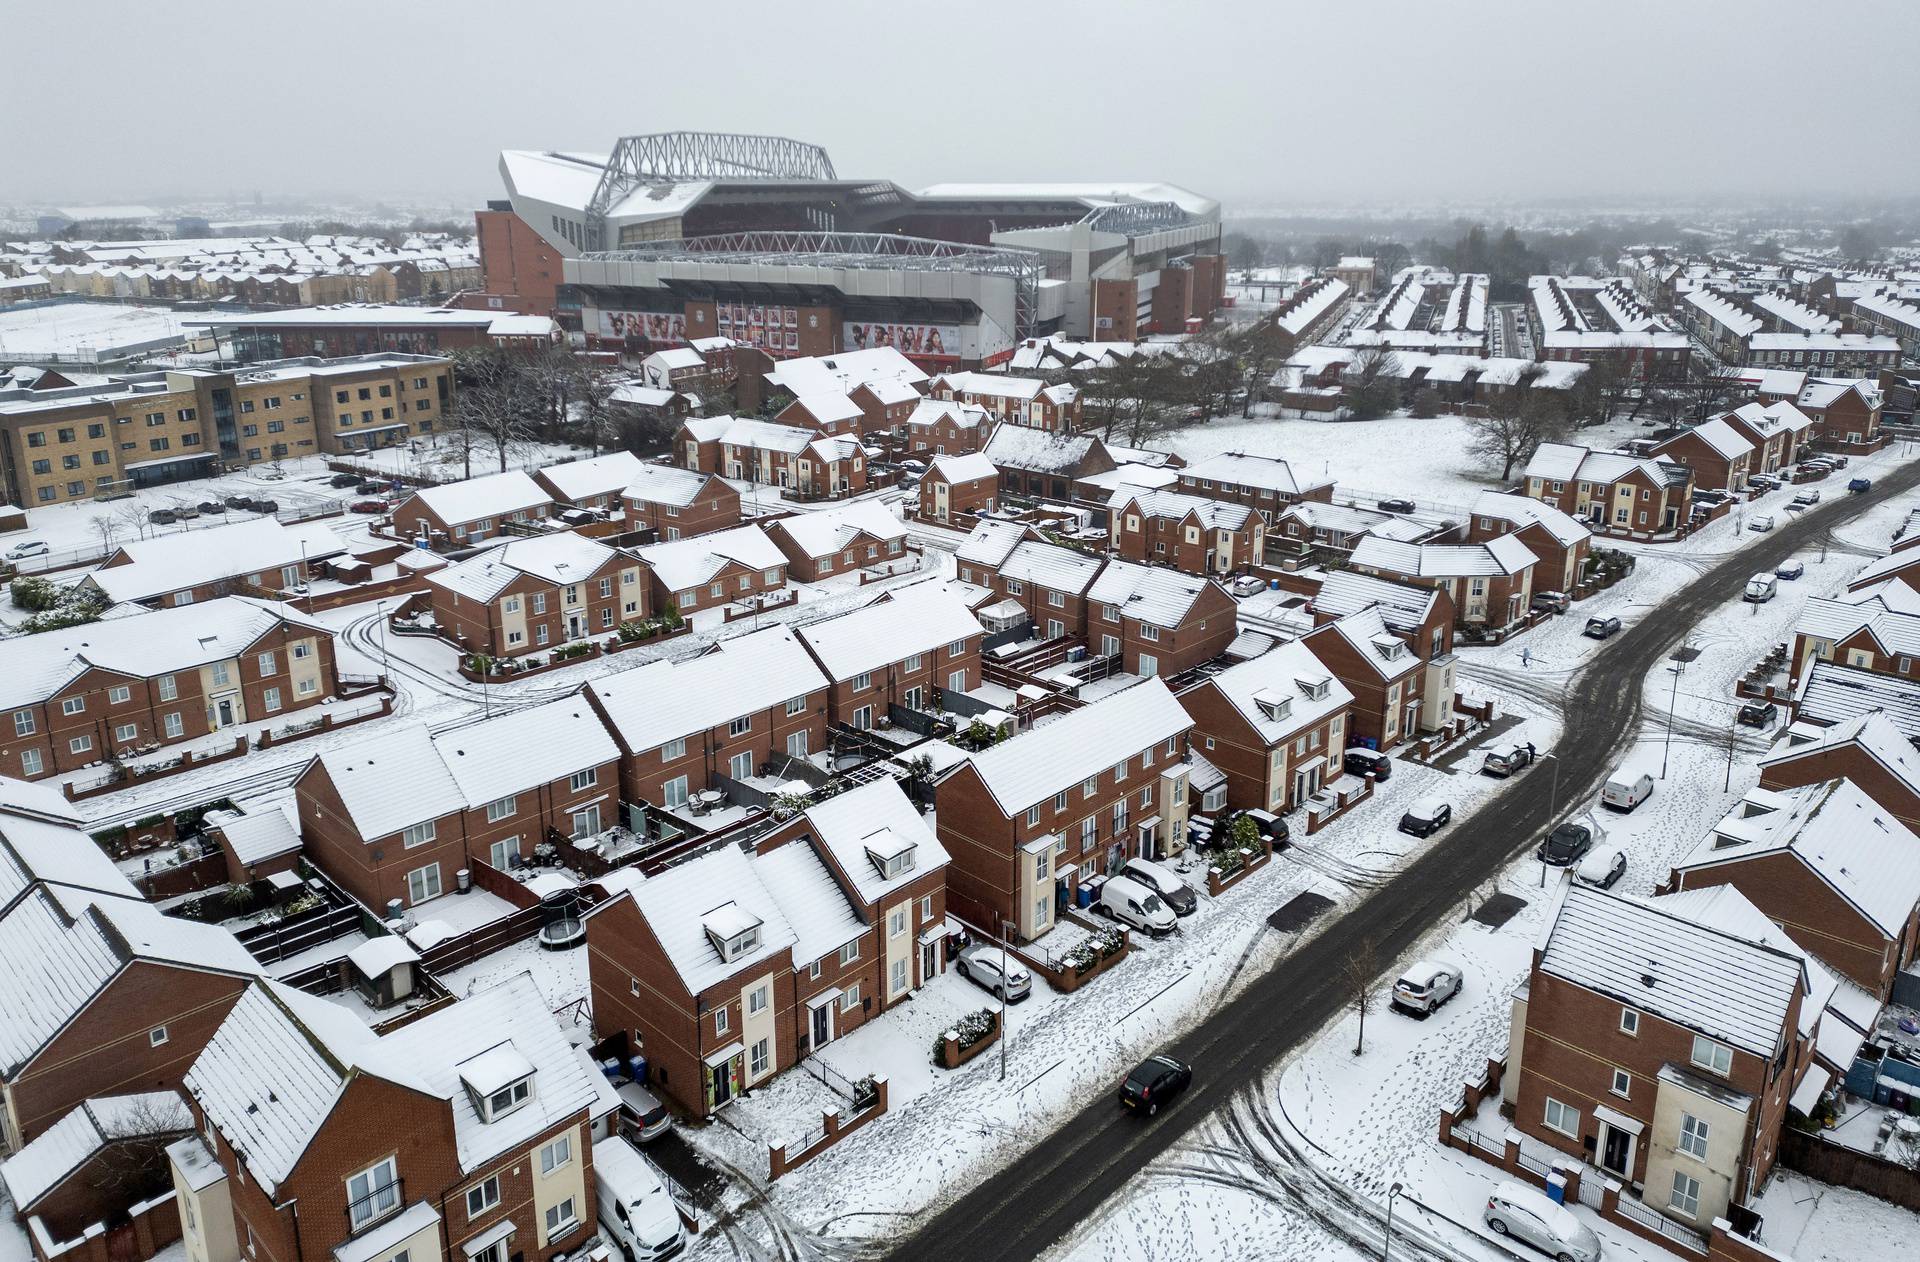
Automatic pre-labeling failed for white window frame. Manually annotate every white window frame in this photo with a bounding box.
[539,1134,572,1175]
[1543,1097,1578,1138]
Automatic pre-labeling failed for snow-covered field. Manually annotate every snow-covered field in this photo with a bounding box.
[0,300,201,360]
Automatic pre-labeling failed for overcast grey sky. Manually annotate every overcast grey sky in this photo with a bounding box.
[8,0,1917,212]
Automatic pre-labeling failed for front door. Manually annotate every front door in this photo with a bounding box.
[213,696,236,728]
[920,938,938,986]
[709,1057,735,1108]
[810,1001,833,1049]
[1600,1123,1633,1179]
[567,614,582,640]
[1293,761,1321,806]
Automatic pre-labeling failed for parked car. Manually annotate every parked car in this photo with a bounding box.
[1343,747,1392,781]
[1398,797,1452,838]
[224,494,253,510]
[1748,514,1774,532]
[1601,766,1653,812]
[1118,1053,1192,1116]
[1749,474,1781,491]
[1391,960,1463,1015]
[148,508,177,525]
[612,1078,673,1143]
[1377,497,1416,514]
[1095,874,1177,937]
[1230,574,1267,598]
[1529,590,1570,615]
[350,499,387,514]
[355,480,386,495]
[1784,501,1809,515]
[1237,807,1290,850]
[173,502,200,520]
[956,943,1032,1002]
[1776,559,1805,580]
[1575,844,1629,890]
[1121,858,1197,918]
[1850,477,1873,494]
[1744,572,1778,603]
[1738,700,1779,728]
[1485,1180,1602,1262]
[1481,743,1535,777]
[1537,821,1593,866]
[592,1135,686,1262]
[250,499,279,514]
[1583,615,1621,640]
[1792,489,1822,507]
[4,539,49,561]
[199,500,225,514]
[329,472,361,488]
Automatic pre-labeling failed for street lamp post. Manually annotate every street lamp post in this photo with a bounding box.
[1660,640,1687,778]
[1538,752,1561,888]
[1382,1181,1405,1261]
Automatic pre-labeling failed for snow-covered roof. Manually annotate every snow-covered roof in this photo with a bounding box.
[538,451,648,503]
[932,371,1046,403]
[1469,491,1591,548]
[1180,451,1332,497]
[86,518,346,604]
[1195,639,1355,745]
[753,842,865,966]
[1539,884,1806,1058]
[1721,400,1815,440]
[997,539,1105,596]
[927,452,998,484]
[402,470,554,528]
[963,678,1192,815]
[426,531,622,603]
[1796,594,1920,658]
[1684,288,1762,338]
[764,347,927,398]
[1350,535,1537,579]
[208,803,301,867]
[800,779,949,907]
[1523,442,1688,490]
[621,462,723,509]
[432,697,620,806]
[907,398,990,433]
[1309,570,1442,633]
[766,499,905,560]
[789,390,863,426]
[0,800,135,915]
[1110,487,1255,532]
[586,626,827,755]
[1761,711,1920,805]
[1087,560,1216,630]
[796,584,982,682]
[0,597,333,712]
[1848,547,1920,591]
[982,426,1103,473]
[595,845,797,995]
[634,524,785,592]
[310,724,466,840]
[1677,416,1756,461]
[1274,277,1350,336]
[955,518,1034,569]
[1309,607,1420,681]
[1795,660,1920,739]
[0,1091,191,1211]
[709,416,814,454]
[1798,378,1877,412]
[1680,780,1920,938]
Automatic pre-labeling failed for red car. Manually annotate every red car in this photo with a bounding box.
[349,499,387,514]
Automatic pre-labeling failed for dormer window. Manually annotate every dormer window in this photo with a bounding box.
[1253,688,1292,722]
[702,901,763,960]
[1297,676,1332,701]
[457,1043,536,1123]
[863,828,917,879]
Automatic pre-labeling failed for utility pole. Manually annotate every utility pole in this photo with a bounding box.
[1660,639,1686,778]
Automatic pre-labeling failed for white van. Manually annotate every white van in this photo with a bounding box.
[1600,765,1654,812]
[1743,572,1778,603]
[1095,874,1177,936]
[593,1135,686,1262]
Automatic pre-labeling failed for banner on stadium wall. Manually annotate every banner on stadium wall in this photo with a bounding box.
[717,303,803,352]
[598,310,686,342]
[842,320,963,360]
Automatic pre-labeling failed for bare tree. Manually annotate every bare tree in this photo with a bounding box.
[1082,354,1188,448]
[570,360,622,456]
[87,511,119,555]
[448,348,538,474]
[86,1096,189,1201]
[1345,936,1380,1056]
[1466,384,1571,480]
[1342,348,1402,421]
[110,500,151,544]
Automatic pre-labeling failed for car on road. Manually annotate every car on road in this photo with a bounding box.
[1376,497,1416,514]
[4,540,49,561]
[1391,960,1462,1015]
[1485,1180,1602,1262]
[1529,590,1570,615]
[1792,489,1822,507]
[1094,874,1177,937]
[956,943,1032,1003]
[1784,501,1809,515]
[1117,1053,1192,1116]
[1850,477,1873,494]
[1229,574,1267,597]
[1398,797,1452,838]
[1537,821,1593,866]
[1583,615,1621,640]
[1738,699,1779,728]
[1776,559,1805,580]
[1575,844,1628,890]
[329,473,361,488]
[1120,857,1197,918]
[1748,514,1775,532]
[1481,743,1535,777]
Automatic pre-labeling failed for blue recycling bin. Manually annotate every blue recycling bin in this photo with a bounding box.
[1545,1172,1567,1204]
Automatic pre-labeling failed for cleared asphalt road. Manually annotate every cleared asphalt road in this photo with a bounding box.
[893,460,1920,1262]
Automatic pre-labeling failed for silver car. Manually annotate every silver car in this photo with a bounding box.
[957,943,1032,1002]
[1485,1180,1602,1262]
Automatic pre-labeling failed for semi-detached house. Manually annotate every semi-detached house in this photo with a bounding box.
[1107,487,1263,578]
[170,975,600,1262]
[630,524,787,617]
[793,584,984,729]
[1758,710,1920,833]
[617,464,740,541]
[1790,588,1920,689]
[1174,639,1354,813]
[938,678,1195,943]
[424,532,647,658]
[584,626,830,814]
[1309,569,1458,735]
[1523,442,1695,536]
[1084,560,1236,679]
[1174,451,1336,516]
[1300,608,1422,752]
[905,399,992,458]
[532,450,649,513]
[1465,491,1592,598]
[1650,416,1755,495]
[1348,535,1538,630]
[293,698,621,911]
[765,500,907,582]
[919,452,998,525]
[928,371,1080,434]
[391,470,556,550]
[82,517,347,610]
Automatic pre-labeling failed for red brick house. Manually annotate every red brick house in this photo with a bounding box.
[775,391,865,436]
[1084,560,1237,678]
[1524,443,1695,537]
[928,372,1080,433]
[1301,608,1424,752]
[81,517,347,610]
[631,524,788,617]
[674,417,868,499]
[533,450,649,514]
[937,679,1195,942]
[1466,491,1592,598]
[1502,884,1825,1232]
[794,584,984,727]
[1174,639,1354,813]
[1650,416,1756,494]
[293,698,621,910]
[391,470,556,550]
[171,976,601,1262]
[1310,569,1459,734]
[1174,451,1336,519]
[0,597,341,782]
[849,377,926,436]
[1758,710,1920,832]
[952,520,1105,643]
[905,399,992,458]
[1796,379,1883,450]
[424,533,647,658]
[0,797,256,1153]
[1719,400,1815,474]
[1348,535,1538,631]
[1666,780,1920,998]
[618,463,739,540]
[1108,488,1264,578]
[584,626,830,812]
[765,500,907,582]
[981,428,1115,503]
[1846,547,1920,598]
[919,452,998,525]
[1789,590,1920,689]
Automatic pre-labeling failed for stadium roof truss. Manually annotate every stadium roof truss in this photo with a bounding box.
[584,131,839,249]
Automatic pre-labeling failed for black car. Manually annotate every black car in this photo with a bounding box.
[1229,807,1290,850]
[224,494,252,510]
[1537,822,1593,866]
[199,500,225,514]
[148,508,176,525]
[1118,1054,1192,1116]
[330,472,361,488]
[1377,497,1417,514]
[1398,798,1452,838]
[356,480,386,495]
[250,499,279,513]
[1738,700,1779,728]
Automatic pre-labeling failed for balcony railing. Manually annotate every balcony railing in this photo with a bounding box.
[344,1178,404,1233]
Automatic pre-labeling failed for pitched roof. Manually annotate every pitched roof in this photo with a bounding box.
[1470,490,1592,548]
[1086,560,1216,630]
[800,779,949,907]
[1179,451,1332,496]
[586,626,827,755]
[997,539,1105,595]
[1674,416,1755,461]
[766,499,905,560]
[1109,487,1255,531]
[764,347,927,397]
[1796,594,1920,658]
[86,519,346,604]
[310,724,466,839]
[1350,534,1537,579]
[404,470,553,527]
[1795,660,1920,740]
[621,463,725,509]
[1760,711,1920,805]
[595,845,798,994]
[431,697,621,806]
[753,842,865,966]
[963,678,1192,815]
[0,1091,192,1211]
[954,518,1035,568]
[927,452,998,483]
[1538,884,1805,1058]
[907,398,990,432]
[1190,639,1355,745]
[634,525,785,592]
[1309,570,1442,632]
[537,451,648,502]
[425,531,623,603]
[1308,607,1420,681]
[982,426,1103,473]
[795,584,982,682]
